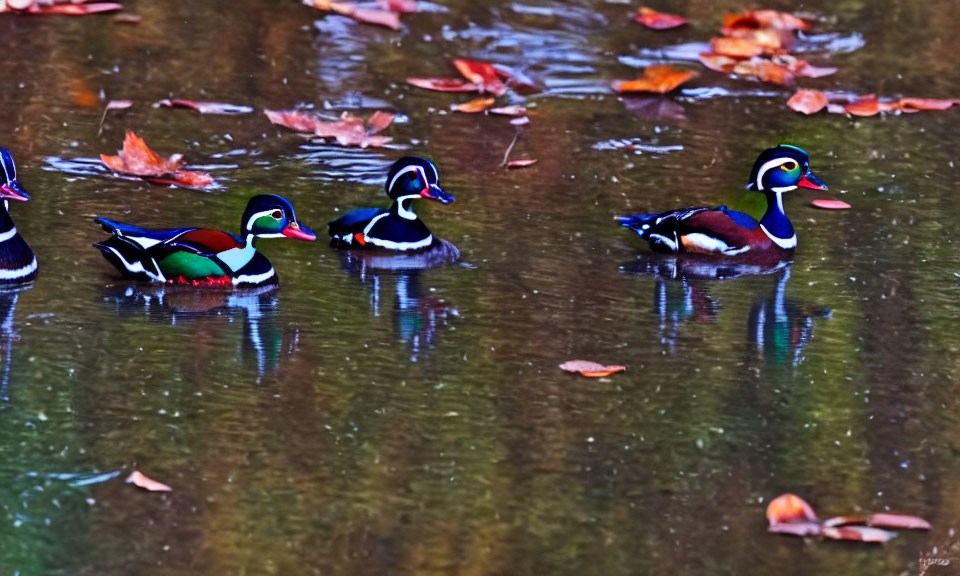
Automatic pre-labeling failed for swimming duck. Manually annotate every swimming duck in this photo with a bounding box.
[619,145,826,261]
[0,149,37,284]
[94,194,315,287]
[329,156,454,252]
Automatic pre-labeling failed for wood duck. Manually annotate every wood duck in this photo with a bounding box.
[0,149,37,284]
[329,156,454,252]
[619,145,826,261]
[94,194,315,287]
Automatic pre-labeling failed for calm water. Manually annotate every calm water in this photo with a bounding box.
[2,0,960,573]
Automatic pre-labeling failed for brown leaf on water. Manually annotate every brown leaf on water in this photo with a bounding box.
[306,0,400,30]
[101,131,183,176]
[787,89,828,115]
[843,95,899,117]
[70,78,99,108]
[612,65,696,94]
[634,7,686,30]
[126,470,172,492]
[559,360,626,378]
[721,27,792,52]
[450,97,496,113]
[264,109,394,148]
[698,52,739,73]
[766,494,818,525]
[732,57,794,85]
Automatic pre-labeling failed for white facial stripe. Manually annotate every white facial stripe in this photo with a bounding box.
[396,194,420,220]
[755,158,796,191]
[388,165,429,194]
[246,209,280,232]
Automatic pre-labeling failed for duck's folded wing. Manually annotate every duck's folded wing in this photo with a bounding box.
[96,217,195,250]
[166,229,243,256]
[671,207,760,254]
[328,208,385,238]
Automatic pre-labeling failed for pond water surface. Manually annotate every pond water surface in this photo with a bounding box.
[2,0,960,574]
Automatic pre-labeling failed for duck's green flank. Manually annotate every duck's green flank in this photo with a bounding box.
[158,251,227,280]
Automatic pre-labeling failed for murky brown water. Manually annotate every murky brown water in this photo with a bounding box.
[2,0,960,573]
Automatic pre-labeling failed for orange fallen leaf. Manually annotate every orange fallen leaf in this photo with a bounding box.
[698,52,739,73]
[732,57,794,85]
[822,525,896,543]
[101,131,183,176]
[612,65,696,94]
[150,171,215,189]
[844,95,899,117]
[406,77,479,92]
[126,470,172,492]
[811,199,850,210]
[766,493,818,525]
[156,99,254,114]
[710,37,765,59]
[378,0,417,13]
[307,0,400,30]
[721,27,792,52]
[70,78,99,108]
[454,59,508,96]
[450,97,495,113]
[506,159,538,169]
[792,60,838,79]
[867,513,931,530]
[634,7,686,30]
[559,360,626,378]
[787,89,828,115]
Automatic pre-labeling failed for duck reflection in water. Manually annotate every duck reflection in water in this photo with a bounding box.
[339,239,460,363]
[102,283,298,377]
[747,267,831,368]
[621,255,829,364]
[0,283,31,402]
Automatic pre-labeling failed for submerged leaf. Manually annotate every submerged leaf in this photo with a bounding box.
[264,109,394,148]
[634,7,686,30]
[559,360,626,378]
[612,65,696,94]
[788,89,828,115]
[126,470,172,492]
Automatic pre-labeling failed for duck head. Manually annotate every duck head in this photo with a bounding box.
[747,144,827,194]
[241,194,316,241]
[0,149,29,204]
[386,156,454,205]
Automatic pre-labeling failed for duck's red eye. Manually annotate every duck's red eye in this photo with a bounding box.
[271,210,283,220]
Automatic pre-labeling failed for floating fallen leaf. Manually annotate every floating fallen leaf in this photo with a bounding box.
[787,89,828,115]
[634,7,686,30]
[490,105,527,116]
[766,493,818,525]
[453,59,508,96]
[612,65,696,94]
[710,37,766,59]
[697,52,740,73]
[559,360,626,378]
[305,0,400,30]
[264,109,394,148]
[724,9,810,32]
[450,97,496,113]
[378,0,416,13]
[510,116,531,126]
[721,27,792,52]
[792,60,838,79]
[506,159,538,169]
[898,98,958,112]
[101,131,182,176]
[406,77,479,92]
[156,99,254,115]
[70,78,99,108]
[843,94,899,117]
[126,470,172,492]
[28,2,123,15]
[767,494,930,543]
[811,199,850,210]
[100,131,214,189]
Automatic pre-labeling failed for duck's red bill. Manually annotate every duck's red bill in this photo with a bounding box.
[282,224,316,241]
[0,183,29,201]
[798,171,827,190]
